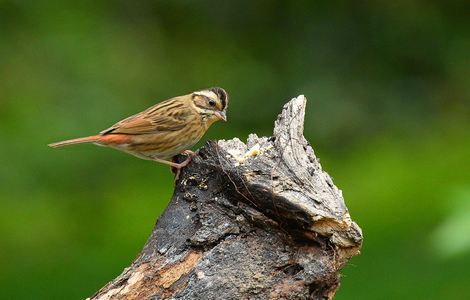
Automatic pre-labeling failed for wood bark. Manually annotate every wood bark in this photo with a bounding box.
[89,95,363,300]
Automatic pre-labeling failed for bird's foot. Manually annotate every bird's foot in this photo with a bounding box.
[181,150,196,157]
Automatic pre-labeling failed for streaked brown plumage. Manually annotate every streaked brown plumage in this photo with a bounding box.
[49,87,228,178]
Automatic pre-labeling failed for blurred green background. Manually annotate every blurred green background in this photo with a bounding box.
[1,0,469,299]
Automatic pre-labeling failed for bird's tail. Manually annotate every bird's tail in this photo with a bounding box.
[48,135,100,148]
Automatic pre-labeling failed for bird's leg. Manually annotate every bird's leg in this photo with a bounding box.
[152,157,189,182]
[152,151,196,181]
[172,150,197,180]
[152,157,190,169]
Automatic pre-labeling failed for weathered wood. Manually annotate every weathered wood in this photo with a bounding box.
[89,95,362,300]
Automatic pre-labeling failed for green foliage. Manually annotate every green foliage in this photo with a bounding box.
[0,1,468,298]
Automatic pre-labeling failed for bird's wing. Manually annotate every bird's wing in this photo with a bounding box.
[100,97,191,135]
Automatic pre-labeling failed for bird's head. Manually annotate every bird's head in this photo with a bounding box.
[192,87,228,124]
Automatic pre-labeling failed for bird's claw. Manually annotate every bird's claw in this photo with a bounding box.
[181,150,196,157]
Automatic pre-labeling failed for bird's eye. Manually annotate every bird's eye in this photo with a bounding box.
[208,99,216,107]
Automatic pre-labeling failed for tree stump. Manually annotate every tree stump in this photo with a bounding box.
[89,95,363,300]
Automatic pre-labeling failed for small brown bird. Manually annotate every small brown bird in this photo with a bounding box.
[49,87,228,179]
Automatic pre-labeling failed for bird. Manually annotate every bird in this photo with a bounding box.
[49,87,228,179]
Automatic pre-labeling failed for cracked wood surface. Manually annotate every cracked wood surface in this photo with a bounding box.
[89,95,363,300]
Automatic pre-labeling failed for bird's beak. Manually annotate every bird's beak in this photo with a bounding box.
[215,111,227,122]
